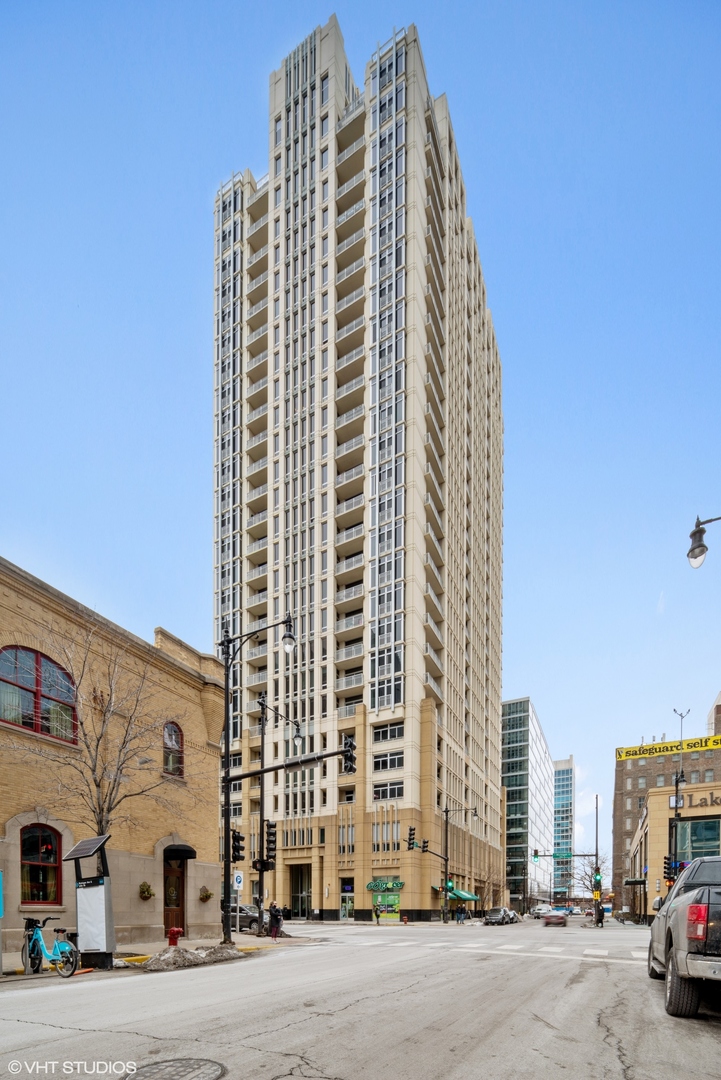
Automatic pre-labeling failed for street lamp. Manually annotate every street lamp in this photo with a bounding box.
[672,708,689,876]
[253,695,302,935]
[219,614,296,944]
[687,515,721,568]
[441,804,477,923]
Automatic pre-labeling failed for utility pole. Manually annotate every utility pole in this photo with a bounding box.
[594,794,600,925]
[256,693,268,935]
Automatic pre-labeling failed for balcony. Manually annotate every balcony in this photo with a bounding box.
[246,642,268,663]
[336,670,364,692]
[247,350,268,375]
[335,582,364,611]
[246,483,267,510]
[336,199,365,231]
[248,176,269,208]
[246,429,268,455]
[336,463,364,499]
[335,405,365,438]
[246,535,268,560]
[336,286,364,316]
[336,135,365,168]
[425,671,443,702]
[246,375,268,406]
[247,456,268,479]
[246,509,268,536]
[425,553,444,591]
[336,554,364,587]
[245,616,268,636]
[336,344,364,378]
[246,669,268,687]
[335,612,364,640]
[246,295,269,326]
[335,433,365,468]
[246,562,268,585]
[336,373,365,411]
[246,589,268,613]
[425,523,443,566]
[335,641,364,666]
[246,269,268,300]
[336,493,364,528]
[425,612,444,647]
[336,231,365,270]
[336,169,365,206]
[337,94,365,132]
[247,244,268,270]
[337,256,365,287]
[335,522,364,556]
[424,642,444,675]
[247,324,268,351]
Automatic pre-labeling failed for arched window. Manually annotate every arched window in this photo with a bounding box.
[21,824,62,904]
[0,647,76,742]
[163,722,184,777]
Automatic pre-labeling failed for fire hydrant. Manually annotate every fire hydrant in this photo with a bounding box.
[167,927,183,947]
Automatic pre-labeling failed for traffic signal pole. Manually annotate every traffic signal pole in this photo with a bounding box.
[256,695,268,936]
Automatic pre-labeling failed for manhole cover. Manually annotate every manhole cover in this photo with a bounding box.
[134,1062,226,1080]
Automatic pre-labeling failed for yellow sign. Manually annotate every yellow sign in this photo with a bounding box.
[593,891,601,900]
[615,734,721,761]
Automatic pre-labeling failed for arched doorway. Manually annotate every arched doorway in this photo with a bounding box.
[163,843,196,934]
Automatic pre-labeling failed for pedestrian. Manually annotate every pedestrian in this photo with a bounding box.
[269,900,282,942]
[373,902,381,925]
[597,905,605,928]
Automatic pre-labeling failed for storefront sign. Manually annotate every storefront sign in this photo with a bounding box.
[366,881,404,891]
[685,792,721,808]
[616,734,721,761]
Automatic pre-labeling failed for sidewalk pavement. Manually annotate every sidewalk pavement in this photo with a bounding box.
[0,930,296,980]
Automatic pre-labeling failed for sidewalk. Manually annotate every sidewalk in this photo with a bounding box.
[1,930,298,981]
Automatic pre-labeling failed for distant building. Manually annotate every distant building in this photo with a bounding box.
[612,712,721,911]
[502,698,554,910]
[553,756,575,900]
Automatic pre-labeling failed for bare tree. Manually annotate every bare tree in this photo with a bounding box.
[574,852,611,898]
[5,619,199,836]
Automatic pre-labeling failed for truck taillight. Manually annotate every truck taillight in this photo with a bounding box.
[687,903,708,940]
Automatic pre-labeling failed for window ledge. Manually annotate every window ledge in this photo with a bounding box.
[18,905,67,913]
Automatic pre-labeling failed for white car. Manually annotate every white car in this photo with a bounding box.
[531,905,552,919]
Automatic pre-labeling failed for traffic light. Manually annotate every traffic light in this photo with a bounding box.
[265,821,277,869]
[446,880,454,891]
[533,849,539,863]
[422,839,429,853]
[252,858,262,871]
[407,826,416,851]
[663,855,675,886]
[231,831,245,862]
[593,868,602,887]
[342,734,357,774]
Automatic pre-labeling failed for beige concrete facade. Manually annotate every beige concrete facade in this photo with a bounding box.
[213,17,504,919]
[0,557,224,950]
[629,780,721,919]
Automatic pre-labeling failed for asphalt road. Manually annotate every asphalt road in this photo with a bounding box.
[1,918,720,1080]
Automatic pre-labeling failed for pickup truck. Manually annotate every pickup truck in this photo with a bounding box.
[648,855,721,1017]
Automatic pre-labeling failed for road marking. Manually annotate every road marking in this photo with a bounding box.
[421,942,447,948]
[454,943,486,949]
[386,941,419,947]
[631,951,647,959]
[496,944,523,951]
[539,947,564,953]
[584,949,608,956]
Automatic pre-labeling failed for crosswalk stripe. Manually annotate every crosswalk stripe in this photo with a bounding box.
[631,951,647,959]
[539,947,564,953]
[496,944,523,951]
[583,949,608,956]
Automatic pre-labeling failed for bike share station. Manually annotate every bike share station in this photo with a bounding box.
[63,834,116,970]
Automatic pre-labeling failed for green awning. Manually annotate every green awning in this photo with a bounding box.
[431,886,479,901]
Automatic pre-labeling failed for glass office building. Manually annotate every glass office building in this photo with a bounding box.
[502,697,554,909]
[553,756,575,899]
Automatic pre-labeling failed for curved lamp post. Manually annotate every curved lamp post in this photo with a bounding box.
[687,515,721,568]
[219,613,296,943]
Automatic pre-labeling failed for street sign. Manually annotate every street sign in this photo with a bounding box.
[623,878,646,886]
[593,891,601,900]
[233,871,244,891]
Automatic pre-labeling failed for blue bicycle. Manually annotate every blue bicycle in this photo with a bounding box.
[22,916,79,978]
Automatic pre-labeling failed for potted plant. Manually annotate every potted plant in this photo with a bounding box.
[199,886,214,903]
[139,881,155,901]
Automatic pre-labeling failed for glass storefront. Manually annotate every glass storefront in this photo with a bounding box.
[677,818,720,862]
[340,877,354,919]
[369,876,402,921]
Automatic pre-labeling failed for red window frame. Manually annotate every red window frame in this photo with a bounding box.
[0,647,77,743]
[163,722,184,777]
[20,824,62,905]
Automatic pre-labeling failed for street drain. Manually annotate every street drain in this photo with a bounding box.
[134,1061,226,1080]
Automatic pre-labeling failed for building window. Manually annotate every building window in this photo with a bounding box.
[373,721,404,742]
[373,750,403,771]
[321,115,329,138]
[0,647,76,742]
[705,770,714,783]
[656,774,665,786]
[21,825,61,904]
[691,771,700,783]
[320,148,329,171]
[321,74,329,105]
[373,780,403,800]
[637,777,646,789]
[163,722,184,777]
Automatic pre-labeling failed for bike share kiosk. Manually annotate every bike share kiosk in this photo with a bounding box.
[63,834,116,969]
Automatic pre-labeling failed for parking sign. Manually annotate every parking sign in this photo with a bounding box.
[233,871,244,891]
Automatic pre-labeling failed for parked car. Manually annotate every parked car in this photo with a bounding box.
[531,905,552,919]
[507,910,520,923]
[485,906,510,925]
[648,856,721,1017]
[543,911,568,927]
[235,904,270,933]
[571,907,583,915]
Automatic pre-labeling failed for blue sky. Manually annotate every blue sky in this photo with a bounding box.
[2,1,720,864]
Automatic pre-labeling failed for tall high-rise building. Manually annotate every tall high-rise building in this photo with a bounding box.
[502,697,554,909]
[213,16,504,920]
[553,756,575,900]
